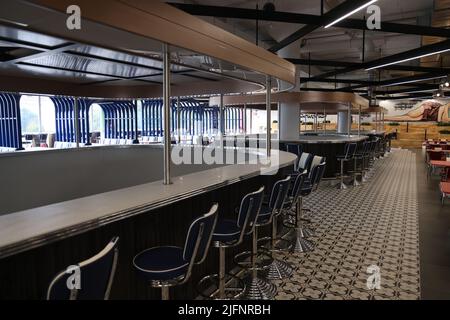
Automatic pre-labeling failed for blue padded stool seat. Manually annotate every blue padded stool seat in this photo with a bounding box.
[212,219,241,243]
[133,246,189,281]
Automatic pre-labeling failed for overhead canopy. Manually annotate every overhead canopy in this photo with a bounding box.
[0,0,296,98]
[210,91,369,111]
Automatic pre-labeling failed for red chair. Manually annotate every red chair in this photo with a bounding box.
[428,150,444,161]
[440,182,450,205]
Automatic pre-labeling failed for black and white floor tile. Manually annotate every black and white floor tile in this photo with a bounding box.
[272,149,420,300]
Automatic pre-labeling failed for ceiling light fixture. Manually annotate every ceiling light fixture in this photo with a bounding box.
[366,48,450,71]
[382,75,447,87]
[325,0,378,29]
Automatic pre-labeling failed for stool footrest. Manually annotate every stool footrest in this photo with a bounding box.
[197,273,246,300]
[257,236,293,252]
[234,250,273,271]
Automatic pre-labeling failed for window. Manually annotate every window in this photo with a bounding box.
[89,104,105,136]
[20,95,56,134]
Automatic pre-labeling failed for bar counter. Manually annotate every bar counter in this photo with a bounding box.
[280,134,369,178]
[0,147,296,299]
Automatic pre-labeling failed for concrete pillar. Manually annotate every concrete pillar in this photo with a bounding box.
[278,43,301,140]
[337,111,352,134]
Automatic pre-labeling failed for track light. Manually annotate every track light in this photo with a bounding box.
[325,0,378,29]
[366,48,450,71]
[382,75,447,87]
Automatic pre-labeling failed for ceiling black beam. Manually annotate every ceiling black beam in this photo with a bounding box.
[170,3,450,38]
[302,72,446,90]
[379,93,434,100]
[269,0,376,52]
[374,85,440,95]
[311,39,450,79]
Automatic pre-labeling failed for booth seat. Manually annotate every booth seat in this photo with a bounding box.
[53,141,83,149]
[0,147,15,153]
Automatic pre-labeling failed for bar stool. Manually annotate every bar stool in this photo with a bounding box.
[289,163,326,252]
[259,177,294,281]
[356,141,371,183]
[47,237,120,300]
[282,172,309,244]
[369,139,379,168]
[235,176,291,299]
[301,156,326,217]
[285,144,303,171]
[197,187,265,300]
[336,143,357,189]
[133,204,218,300]
[353,142,370,186]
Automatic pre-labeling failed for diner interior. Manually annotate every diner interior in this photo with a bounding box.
[0,0,449,301]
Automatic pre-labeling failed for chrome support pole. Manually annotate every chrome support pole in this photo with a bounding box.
[163,43,172,185]
[244,103,247,134]
[375,112,378,131]
[38,96,42,134]
[315,113,318,133]
[347,103,351,137]
[266,76,272,157]
[133,100,139,144]
[299,108,302,133]
[177,97,181,144]
[74,97,80,148]
[219,94,224,136]
[358,105,362,136]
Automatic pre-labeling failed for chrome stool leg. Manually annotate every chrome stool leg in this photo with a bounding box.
[197,243,246,300]
[362,156,368,183]
[242,228,277,300]
[263,216,294,280]
[338,160,347,189]
[285,197,315,253]
[353,157,360,187]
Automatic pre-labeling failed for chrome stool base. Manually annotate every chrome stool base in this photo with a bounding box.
[291,230,315,253]
[264,259,294,280]
[242,274,277,300]
[197,273,246,300]
[338,182,348,190]
[283,216,315,238]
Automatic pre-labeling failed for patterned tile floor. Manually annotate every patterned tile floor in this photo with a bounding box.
[272,149,420,300]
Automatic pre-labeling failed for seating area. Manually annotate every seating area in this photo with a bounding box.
[42,154,328,301]
[2,0,450,306]
[425,139,450,205]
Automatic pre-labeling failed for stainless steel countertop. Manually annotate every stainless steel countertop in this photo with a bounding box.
[281,134,369,144]
[0,149,296,259]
